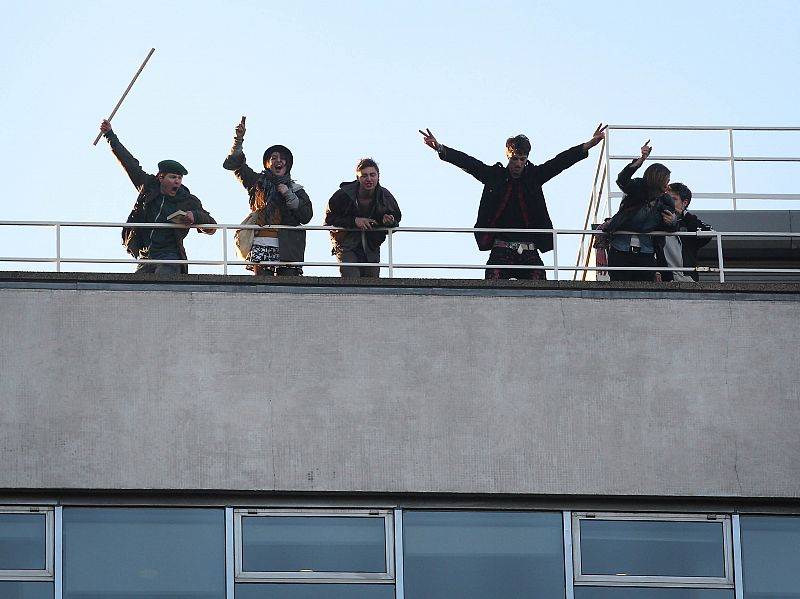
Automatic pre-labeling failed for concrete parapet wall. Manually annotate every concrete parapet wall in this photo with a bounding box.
[1,275,799,498]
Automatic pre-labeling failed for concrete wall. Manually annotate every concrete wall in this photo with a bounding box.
[1,279,799,498]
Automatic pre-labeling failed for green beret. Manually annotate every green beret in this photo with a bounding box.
[157,159,188,175]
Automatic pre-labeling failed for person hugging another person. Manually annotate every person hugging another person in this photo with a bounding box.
[604,140,678,281]
[223,117,313,276]
[655,182,714,282]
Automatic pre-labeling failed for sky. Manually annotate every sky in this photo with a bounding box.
[1,0,798,278]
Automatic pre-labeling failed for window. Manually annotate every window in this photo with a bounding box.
[0,507,54,599]
[573,587,734,598]
[233,583,396,599]
[740,515,800,598]
[0,507,53,578]
[62,508,225,599]
[572,513,733,589]
[235,509,394,582]
[402,511,566,599]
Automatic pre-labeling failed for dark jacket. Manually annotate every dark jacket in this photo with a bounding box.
[223,148,313,263]
[605,161,677,254]
[104,131,216,274]
[438,144,589,252]
[656,211,714,281]
[324,181,401,253]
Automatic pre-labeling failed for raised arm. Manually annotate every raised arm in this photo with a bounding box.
[532,124,607,184]
[223,116,259,189]
[582,123,608,152]
[99,120,150,190]
[419,128,495,183]
[616,140,651,193]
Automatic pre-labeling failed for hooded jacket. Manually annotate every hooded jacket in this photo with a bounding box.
[323,181,401,253]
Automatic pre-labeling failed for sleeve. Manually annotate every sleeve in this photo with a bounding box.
[289,188,314,224]
[382,191,402,227]
[103,130,150,190]
[324,190,355,228]
[438,146,496,184]
[223,138,259,191]
[531,144,589,185]
[189,197,217,235]
[683,213,714,249]
[616,161,643,194]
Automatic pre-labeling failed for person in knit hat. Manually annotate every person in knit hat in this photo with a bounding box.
[223,117,313,276]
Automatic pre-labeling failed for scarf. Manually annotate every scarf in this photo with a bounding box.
[251,171,293,225]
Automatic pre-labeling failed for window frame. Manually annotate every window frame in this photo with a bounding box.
[571,512,734,589]
[0,506,54,581]
[234,509,395,583]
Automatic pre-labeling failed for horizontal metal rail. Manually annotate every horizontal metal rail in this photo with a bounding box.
[606,125,800,132]
[575,124,800,280]
[1,221,798,283]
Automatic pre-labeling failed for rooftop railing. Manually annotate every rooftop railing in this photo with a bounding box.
[576,125,800,281]
[1,220,798,283]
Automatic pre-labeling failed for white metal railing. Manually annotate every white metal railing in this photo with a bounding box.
[1,220,799,283]
[605,125,800,211]
[576,125,800,281]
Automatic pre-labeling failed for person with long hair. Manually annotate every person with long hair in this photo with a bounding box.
[604,141,677,281]
[223,117,313,276]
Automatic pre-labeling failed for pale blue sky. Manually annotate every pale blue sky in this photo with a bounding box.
[1,0,798,276]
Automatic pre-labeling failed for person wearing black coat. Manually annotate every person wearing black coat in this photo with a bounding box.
[420,125,606,279]
[324,158,401,278]
[656,182,714,282]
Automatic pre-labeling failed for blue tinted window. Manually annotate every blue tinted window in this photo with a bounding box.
[579,519,726,577]
[235,583,394,599]
[0,581,53,599]
[575,587,733,599]
[242,516,386,573]
[62,508,224,599]
[403,511,565,599]
[740,516,800,598]
[0,513,47,570]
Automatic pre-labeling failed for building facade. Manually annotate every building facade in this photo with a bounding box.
[2,273,799,598]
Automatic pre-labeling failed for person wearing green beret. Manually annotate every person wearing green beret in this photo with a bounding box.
[99,119,217,274]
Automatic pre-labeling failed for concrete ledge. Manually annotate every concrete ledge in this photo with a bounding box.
[2,270,800,297]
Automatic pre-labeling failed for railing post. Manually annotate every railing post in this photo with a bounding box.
[55,224,61,273]
[387,228,394,278]
[605,128,613,218]
[222,225,228,275]
[551,230,559,280]
[728,128,737,211]
[716,232,725,283]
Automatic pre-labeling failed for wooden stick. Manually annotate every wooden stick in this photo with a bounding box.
[93,48,156,146]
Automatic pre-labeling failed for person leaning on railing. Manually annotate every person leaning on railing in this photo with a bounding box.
[602,140,678,282]
[323,158,401,278]
[99,120,217,275]
[655,182,714,282]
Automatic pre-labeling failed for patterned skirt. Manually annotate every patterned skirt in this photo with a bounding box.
[246,243,280,272]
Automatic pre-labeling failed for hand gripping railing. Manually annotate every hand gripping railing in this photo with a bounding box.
[1,220,799,282]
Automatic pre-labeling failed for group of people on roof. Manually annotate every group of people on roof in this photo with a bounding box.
[99,119,709,281]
